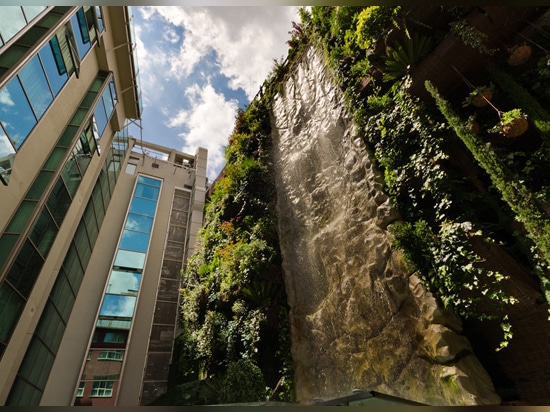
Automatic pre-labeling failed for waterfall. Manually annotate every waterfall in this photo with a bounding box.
[269,44,501,406]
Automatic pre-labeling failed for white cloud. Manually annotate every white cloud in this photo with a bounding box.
[0,89,14,107]
[141,6,300,99]
[169,83,238,181]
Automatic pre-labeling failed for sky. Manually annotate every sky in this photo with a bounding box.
[128,6,302,183]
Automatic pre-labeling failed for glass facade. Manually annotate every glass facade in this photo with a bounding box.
[75,175,162,405]
[0,71,117,365]
[6,129,128,406]
[0,6,99,184]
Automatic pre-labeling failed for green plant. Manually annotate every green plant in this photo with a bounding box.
[488,108,528,136]
[462,83,494,107]
[449,19,498,55]
[219,358,267,403]
[383,32,432,81]
[355,6,401,50]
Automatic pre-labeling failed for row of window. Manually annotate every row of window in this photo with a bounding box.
[5,130,128,406]
[77,380,113,398]
[0,7,105,185]
[0,7,47,46]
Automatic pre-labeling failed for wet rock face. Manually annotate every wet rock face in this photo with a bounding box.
[269,46,501,406]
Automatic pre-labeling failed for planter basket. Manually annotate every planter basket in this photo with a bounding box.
[472,90,493,107]
[502,117,529,137]
[507,45,532,66]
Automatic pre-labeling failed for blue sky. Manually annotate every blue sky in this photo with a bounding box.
[129,6,301,182]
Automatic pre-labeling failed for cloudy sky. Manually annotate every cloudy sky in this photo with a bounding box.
[129,6,301,182]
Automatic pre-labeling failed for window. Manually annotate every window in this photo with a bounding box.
[0,283,25,343]
[103,331,126,344]
[0,7,27,42]
[106,270,141,296]
[98,350,123,361]
[18,54,54,119]
[0,77,37,149]
[114,249,145,269]
[125,163,136,175]
[119,229,151,253]
[76,381,85,397]
[90,381,113,397]
[99,294,136,318]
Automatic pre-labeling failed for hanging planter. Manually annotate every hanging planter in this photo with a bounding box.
[463,83,494,107]
[466,116,480,135]
[489,108,529,137]
[507,44,532,66]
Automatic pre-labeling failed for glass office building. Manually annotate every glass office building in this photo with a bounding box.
[0,6,208,406]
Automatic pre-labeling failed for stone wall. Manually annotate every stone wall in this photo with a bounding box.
[269,45,501,406]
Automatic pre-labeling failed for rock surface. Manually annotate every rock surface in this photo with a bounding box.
[269,45,501,406]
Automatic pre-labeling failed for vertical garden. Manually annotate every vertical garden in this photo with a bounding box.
[156,6,550,405]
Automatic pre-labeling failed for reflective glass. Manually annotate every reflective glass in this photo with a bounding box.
[0,7,26,42]
[102,89,114,119]
[0,77,37,149]
[46,178,71,226]
[6,200,35,233]
[35,300,65,353]
[0,129,15,158]
[0,282,24,342]
[92,182,105,225]
[39,42,68,95]
[129,197,157,217]
[93,101,108,137]
[134,183,160,200]
[83,202,98,245]
[6,239,44,298]
[125,213,153,233]
[99,294,136,318]
[61,154,82,197]
[18,54,53,119]
[22,6,46,23]
[29,207,58,257]
[70,13,90,59]
[119,229,150,253]
[26,170,54,200]
[50,272,75,322]
[114,249,145,269]
[0,234,18,270]
[138,175,161,187]
[95,7,104,32]
[17,337,54,389]
[6,377,42,406]
[106,270,141,296]
[62,243,84,292]
[74,220,91,267]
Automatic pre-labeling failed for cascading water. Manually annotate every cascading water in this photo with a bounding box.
[269,45,501,406]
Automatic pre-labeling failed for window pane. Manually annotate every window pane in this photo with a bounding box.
[74,220,91,267]
[119,229,150,253]
[83,202,98,245]
[62,244,83,292]
[0,234,19,270]
[71,12,90,59]
[129,197,157,217]
[90,381,113,397]
[0,78,36,149]
[103,331,126,343]
[107,270,141,296]
[39,41,68,96]
[18,54,53,118]
[93,103,108,137]
[46,178,71,227]
[0,282,25,343]
[6,200,36,233]
[99,294,136,318]
[35,300,65,353]
[61,154,82,197]
[44,147,67,170]
[29,207,58,257]
[17,337,54,390]
[26,170,54,200]
[50,272,75,322]
[0,7,27,41]
[6,239,44,298]
[6,376,43,406]
[125,213,153,233]
[134,183,160,200]
[102,91,114,120]
[114,250,145,270]
[57,125,78,147]
[22,6,46,23]
[92,182,105,225]
[0,128,15,158]
[138,175,161,187]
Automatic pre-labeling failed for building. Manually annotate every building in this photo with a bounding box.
[0,6,207,406]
